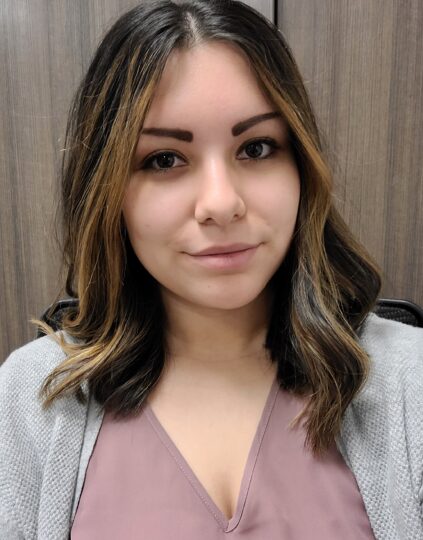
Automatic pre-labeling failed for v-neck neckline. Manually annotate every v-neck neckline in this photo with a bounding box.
[144,374,280,532]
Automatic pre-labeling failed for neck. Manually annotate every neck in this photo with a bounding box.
[161,287,274,380]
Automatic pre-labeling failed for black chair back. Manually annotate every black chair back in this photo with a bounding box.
[374,298,423,328]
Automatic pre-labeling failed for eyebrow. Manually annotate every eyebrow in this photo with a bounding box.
[140,111,282,142]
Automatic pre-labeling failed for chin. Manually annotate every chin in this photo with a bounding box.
[186,285,268,312]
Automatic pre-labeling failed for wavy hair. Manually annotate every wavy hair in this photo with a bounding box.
[35,0,381,456]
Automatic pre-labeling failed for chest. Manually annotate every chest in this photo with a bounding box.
[72,378,383,539]
[146,378,276,521]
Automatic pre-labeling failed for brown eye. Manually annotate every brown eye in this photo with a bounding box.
[141,151,185,174]
[156,153,177,169]
[245,141,265,158]
[238,138,280,161]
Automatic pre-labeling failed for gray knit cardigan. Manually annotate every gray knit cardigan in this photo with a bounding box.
[0,314,422,540]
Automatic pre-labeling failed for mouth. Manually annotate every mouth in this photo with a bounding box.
[191,243,259,256]
[187,245,260,271]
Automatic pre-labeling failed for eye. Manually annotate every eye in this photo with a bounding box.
[238,137,280,161]
[140,151,185,175]
[140,137,280,173]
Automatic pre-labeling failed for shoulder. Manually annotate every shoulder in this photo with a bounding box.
[0,332,77,446]
[1,332,70,389]
[360,314,423,392]
[0,331,88,436]
[0,332,76,421]
[356,313,423,406]
[360,312,422,360]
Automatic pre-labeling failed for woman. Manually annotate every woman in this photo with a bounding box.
[1,1,422,538]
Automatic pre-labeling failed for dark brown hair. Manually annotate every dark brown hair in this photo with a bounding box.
[35,0,381,456]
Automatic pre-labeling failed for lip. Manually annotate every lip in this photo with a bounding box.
[191,243,258,256]
[187,245,260,271]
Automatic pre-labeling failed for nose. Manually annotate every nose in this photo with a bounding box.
[194,156,247,226]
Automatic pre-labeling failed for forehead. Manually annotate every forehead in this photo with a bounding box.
[143,41,275,124]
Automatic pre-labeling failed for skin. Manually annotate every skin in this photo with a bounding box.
[122,41,300,386]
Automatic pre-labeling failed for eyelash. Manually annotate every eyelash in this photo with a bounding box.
[139,137,281,175]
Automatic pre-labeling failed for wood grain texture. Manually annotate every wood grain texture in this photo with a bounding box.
[0,0,274,360]
[1,0,62,360]
[243,0,274,21]
[278,0,423,305]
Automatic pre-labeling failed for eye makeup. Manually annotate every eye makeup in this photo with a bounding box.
[137,136,283,175]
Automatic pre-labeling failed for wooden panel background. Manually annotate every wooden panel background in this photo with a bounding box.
[278,0,423,307]
[0,0,274,360]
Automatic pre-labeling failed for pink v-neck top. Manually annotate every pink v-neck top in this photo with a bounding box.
[71,376,376,539]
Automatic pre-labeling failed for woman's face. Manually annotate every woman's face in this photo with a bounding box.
[123,41,300,311]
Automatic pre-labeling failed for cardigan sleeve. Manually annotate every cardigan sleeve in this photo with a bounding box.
[336,314,423,538]
[0,335,69,539]
[0,349,42,539]
[361,315,423,508]
[0,345,58,539]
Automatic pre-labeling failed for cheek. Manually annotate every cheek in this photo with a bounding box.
[253,170,301,229]
[122,182,181,242]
